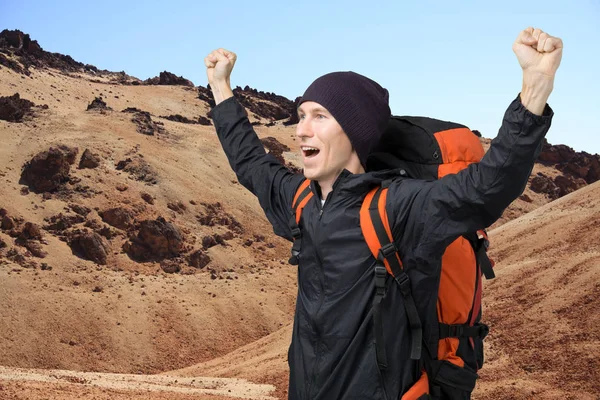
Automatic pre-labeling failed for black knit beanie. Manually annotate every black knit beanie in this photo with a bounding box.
[299,71,391,167]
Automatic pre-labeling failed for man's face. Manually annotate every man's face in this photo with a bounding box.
[296,101,359,186]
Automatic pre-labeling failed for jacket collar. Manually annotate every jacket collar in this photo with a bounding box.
[310,168,404,199]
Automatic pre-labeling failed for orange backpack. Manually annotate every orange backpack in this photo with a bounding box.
[290,116,495,399]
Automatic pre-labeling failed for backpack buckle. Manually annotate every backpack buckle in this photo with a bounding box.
[291,227,301,240]
[393,272,411,297]
[374,265,387,292]
[374,265,387,301]
[378,242,397,262]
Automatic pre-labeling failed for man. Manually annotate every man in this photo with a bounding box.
[204,27,562,400]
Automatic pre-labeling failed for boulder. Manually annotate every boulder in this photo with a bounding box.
[20,145,78,193]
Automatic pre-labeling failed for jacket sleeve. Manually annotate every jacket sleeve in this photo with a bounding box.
[389,94,554,257]
[210,96,305,241]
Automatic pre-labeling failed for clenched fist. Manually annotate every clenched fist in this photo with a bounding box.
[514,27,563,80]
[204,48,237,86]
[513,28,563,115]
[204,48,236,105]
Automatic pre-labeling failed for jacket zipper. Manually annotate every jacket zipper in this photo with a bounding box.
[307,183,339,399]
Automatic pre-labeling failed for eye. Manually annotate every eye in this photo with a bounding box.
[316,114,326,119]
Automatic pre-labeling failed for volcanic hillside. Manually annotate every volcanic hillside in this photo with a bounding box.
[0,30,303,398]
[0,29,598,399]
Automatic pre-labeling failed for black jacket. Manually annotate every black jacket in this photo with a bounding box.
[211,95,553,399]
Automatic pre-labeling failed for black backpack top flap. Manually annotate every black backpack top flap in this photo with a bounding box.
[367,116,470,174]
[365,153,439,181]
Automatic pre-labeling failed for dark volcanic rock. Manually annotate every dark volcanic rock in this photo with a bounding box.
[202,233,230,249]
[78,149,101,169]
[124,217,183,261]
[197,85,215,107]
[196,202,243,234]
[23,241,47,258]
[145,71,194,86]
[199,84,297,124]
[5,247,38,269]
[233,85,296,122]
[86,97,112,112]
[554,174,587,197]
[20,145,78,193]
[284,97,302,126]
[0,93,35,122]
[121,107,144,113]
[539,140,600,185]
[529,172,587,200]
[530,174,560,200]
[202,235,218,249]
[19,222,42,241]
[1,215,15,230]
[0,53,27,75]
[12,221,47,259]
[188,250,211,269]
[44,213,86,232]
[197,115,211,126]
[67,229,109,265]
[129,110,164,136]
[109,71,143,86]
[167,201,186,214]
[0,29,102,75]
[69,204,91,216]
[538,143,575,164]
[140,192,154,204]
[116,156,158,184]
[559,152,600,184]
[99,207,135,230]
[160,259,181,274]
[161,114,198,124]
[260,136,300,173]
[84,219,119,240]
[261,136,290,164]
[519,193,533,203]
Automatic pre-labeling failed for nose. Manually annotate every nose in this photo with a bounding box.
[295,118,313,139]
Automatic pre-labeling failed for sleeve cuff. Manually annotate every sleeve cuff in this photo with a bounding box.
[512,93,554,125]
[211,95,238,112]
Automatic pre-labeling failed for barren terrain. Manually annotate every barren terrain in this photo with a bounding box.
[1,30,598,399]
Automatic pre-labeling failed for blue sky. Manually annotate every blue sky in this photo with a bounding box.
[2,0,599,154]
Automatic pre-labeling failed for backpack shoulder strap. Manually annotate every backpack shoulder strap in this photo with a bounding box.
[360,186,423,363]
[360,186,402,276]
[288,179,313,265]
[292,179,313,223]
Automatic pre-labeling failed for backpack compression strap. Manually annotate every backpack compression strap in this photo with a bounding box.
[288,179,313,265]
[360,186,423,366]
[463,230,495,280]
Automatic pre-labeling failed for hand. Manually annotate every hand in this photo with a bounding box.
[513,28,563,115]
[513,28,563,80]
[204,48,236,105]
[204,48,237,86]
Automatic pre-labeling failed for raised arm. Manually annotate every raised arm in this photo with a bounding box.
[204,49,304,240]
[390,28,562,255]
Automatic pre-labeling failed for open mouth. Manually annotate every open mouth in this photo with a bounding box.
[301,146,320,158]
